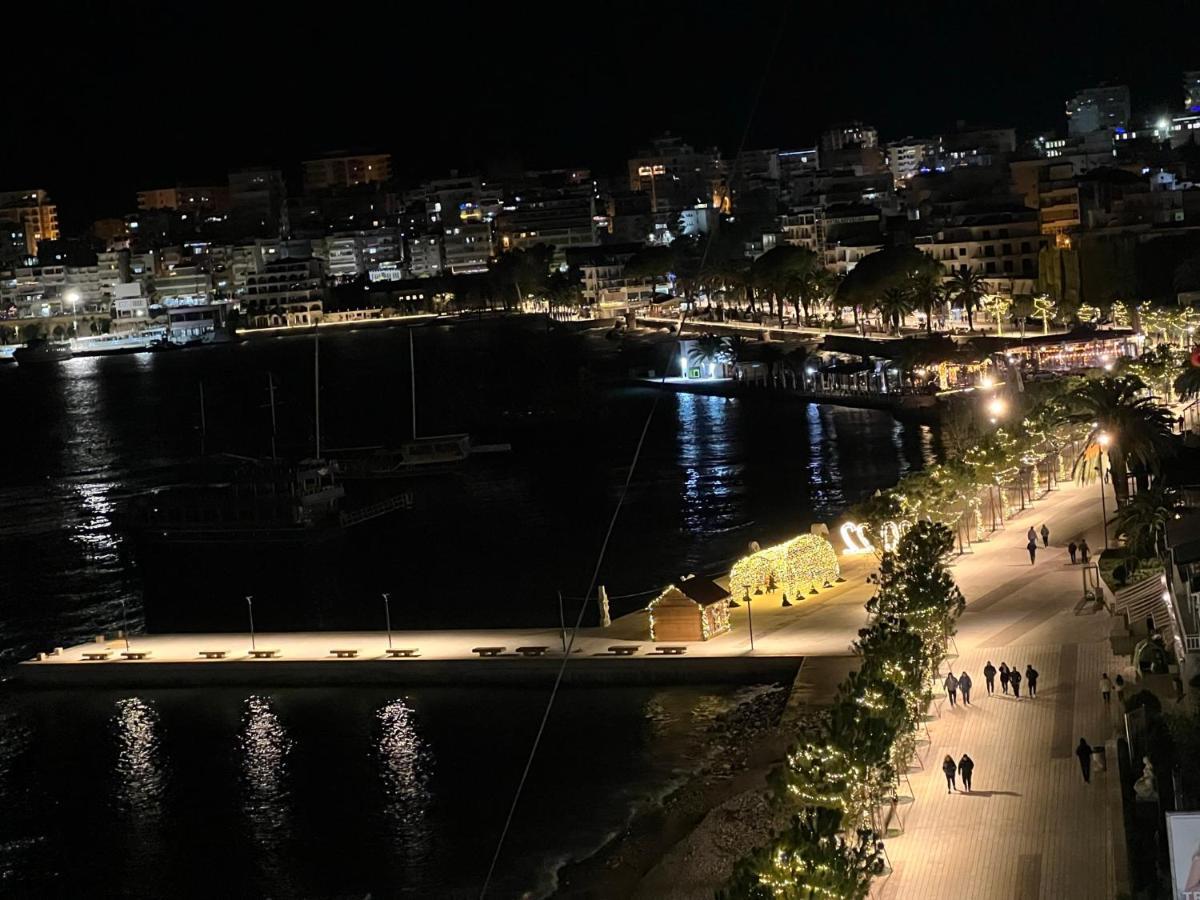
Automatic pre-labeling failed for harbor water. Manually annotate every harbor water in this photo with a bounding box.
[0,321,936,896]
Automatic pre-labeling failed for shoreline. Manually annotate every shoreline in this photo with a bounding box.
[551,656,859,898]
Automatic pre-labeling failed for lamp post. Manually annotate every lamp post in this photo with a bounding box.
[65,289,80,341]
[1097,432,1111,550]
[119,596,131,651]
[382,592,393,649]
[745,592,756,652]
[246,595,257,650]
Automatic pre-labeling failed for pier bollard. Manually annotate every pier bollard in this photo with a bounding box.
[52,647,64,656]
[36,652,46,661]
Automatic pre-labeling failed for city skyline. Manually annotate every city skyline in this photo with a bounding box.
[10,0,1199,229]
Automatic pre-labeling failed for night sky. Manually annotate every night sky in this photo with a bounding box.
[10,0,1197,230]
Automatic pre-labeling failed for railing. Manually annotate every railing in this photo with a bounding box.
[339,492,413,528]
[1186,635,1200,653]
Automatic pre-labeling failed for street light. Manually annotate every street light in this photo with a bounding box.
[246,595,257,650]
[382,592,393,649]
[1097,432,1111,550]
[65,289,80,340]
[987,397,1006,423]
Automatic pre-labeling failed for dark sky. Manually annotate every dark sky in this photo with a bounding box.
[10,0,1198,230]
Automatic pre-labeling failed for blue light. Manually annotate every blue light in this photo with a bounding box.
[1115,127,1126,134]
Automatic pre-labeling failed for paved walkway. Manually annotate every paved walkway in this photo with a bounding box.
[876,478,1129,900]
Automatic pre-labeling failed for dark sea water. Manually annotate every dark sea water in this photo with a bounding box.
[0,321,936,897]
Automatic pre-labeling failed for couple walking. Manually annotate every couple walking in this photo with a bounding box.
[1026,524,1050,564]
[942,754,975,792]
[943,670,973,706]
[1068,538,1092,565]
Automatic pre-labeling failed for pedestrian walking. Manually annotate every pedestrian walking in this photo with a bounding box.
[999,662,1011,695]
[1040,524,1050,547]
[1178,414,1186,433]
[1027,526,1037,544]
[1115,674,1125,705]
[958,754,975,792]
[944,671,959,707]
[1076,738,1093,783]
[1026,664,1039,697]
[983,660,997,695]
[1010,668,1022,698]
[1068,541,1078,564]
[942,754,958,793]
[1080,538,1091,565]
[1100,673,1113,704]
[1027,538,1038,565]
[959,671,973,705]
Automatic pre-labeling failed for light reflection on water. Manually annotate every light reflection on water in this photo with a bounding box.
[238,695,294,890]
[675,393,742,534]
[806,403,845,513]
[111,697,168,876]
[375,699,433,868]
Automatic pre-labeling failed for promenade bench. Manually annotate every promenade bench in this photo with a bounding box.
[248,649,280,659]
[82,651,112,661]
[121,651,151,661]
[607,645,640,656]
[330,649,359,658]
[198,650,228,659]
[515,646,550,657]
[386,648,419,658]
[652,646,687,655]
[472,646,506,657]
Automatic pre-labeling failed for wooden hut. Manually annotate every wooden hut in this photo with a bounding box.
[648,576,731,642]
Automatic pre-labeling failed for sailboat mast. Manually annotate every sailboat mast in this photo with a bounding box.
[409,327,417,441]
[314,328,321,459]
[268,372,278,461]
[198,381,207,457]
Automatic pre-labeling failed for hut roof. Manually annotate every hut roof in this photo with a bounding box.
[676,575,730,606]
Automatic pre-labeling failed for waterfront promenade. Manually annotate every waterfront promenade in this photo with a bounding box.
[873,477,1127,900]
[627,477,1128,900]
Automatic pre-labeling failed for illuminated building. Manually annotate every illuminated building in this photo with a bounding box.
[442,222,493,275]
[406,235,444,278]
[301,152,392,193]
[0,189,59,256]
[1065,83,1130,137]
[241,256,326,327]
[136,186,231,215]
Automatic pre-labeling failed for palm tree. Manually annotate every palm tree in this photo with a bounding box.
[688,333,729,375]
[1064,375,1176,505]
[948,270,987,332]
[1114,485,1178,559]
[1174,361,1200,399]
[907,267,945,334]
[875,286,915,335]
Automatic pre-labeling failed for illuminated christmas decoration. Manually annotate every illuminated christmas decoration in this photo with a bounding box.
[839,521,873,555]
[1032,294,1055,335]
[647,578,731,641]
[731,535,840,601]
[1077,304,1100,324]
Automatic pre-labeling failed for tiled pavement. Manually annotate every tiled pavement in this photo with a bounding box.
[876,479,1129,900]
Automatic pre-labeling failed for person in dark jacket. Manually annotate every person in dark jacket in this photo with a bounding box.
[1040,524,1050,547]
[983,661,997,695]
[1068,541,1078,564]
[1025,665,1039,697]
[1079,538,1091,564]
[1076,738,1093,783]
[943,671,959,707]
[959,671,973,705]
[999,662,1011,695]
[942,754,957,793]
[1009,667,1022,698]
[958,754,975,792]
[1027,538,1037,564]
